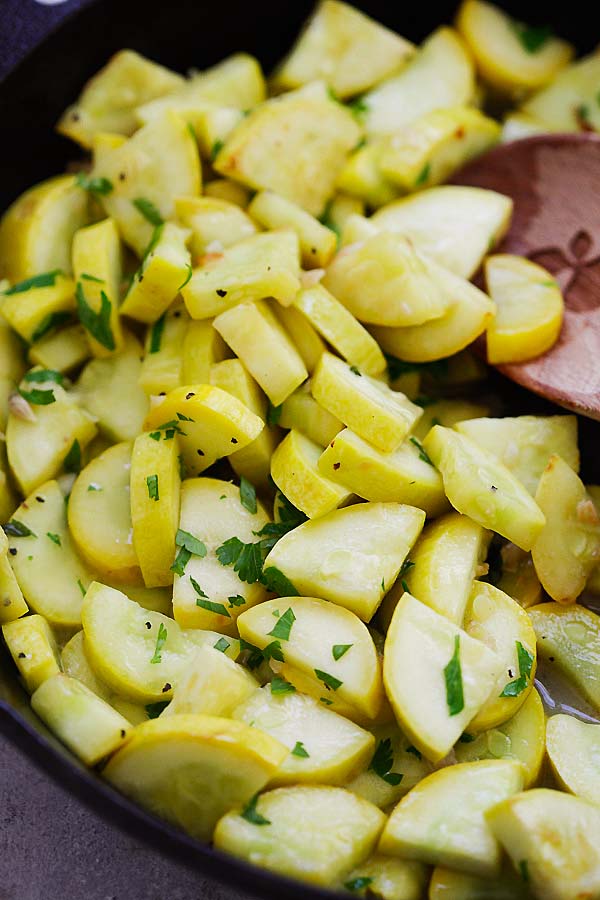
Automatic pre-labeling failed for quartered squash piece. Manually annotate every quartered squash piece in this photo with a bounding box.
[1,273,75,344]
[361,27,475,137]
[379,106,500,192]
[2,613,61,693]
[521,52,600,133]
[456,0,574,97]
[130,431,181,588]
[341,855,427,900]
[335,141,399,209]
[529,602,600,711]
[455,414,579,496]
[76,331,149,442]
[404,512,490,624]
[68,441,142,584]
[183,231,301,319]
[272,0,415,98]
[233,684,374,786]
[271,430,352,519]
[547,714,600,805]
[6,371,98,497]
[214,83,362,216]
[175,196,257,256]
[32,673,131,765]
[0,176,90,282]
[429,864,531,900]
[463,582,537,731]
[57,50,184,147]
[292,285,386,376]
[191,105,244,158]
[383,593,502,762]
[6,480,96,628]
[171,478,269,633]
[203,179,251,208]
[272,306,327,375]
[91,111,201,256]
[105,714,287,841]
[264,502,424,621]
[311,352,421,452]
[487,789,600,900]
[238,596,383,719]
[423,425,546,551]
[29,324,90,375]
[485,254,564,364]
[120,223,191,323]
[72,218,124,357]
[496,543,542,609]
[214,786,385,885]
[61,630,112,702]
[138,302,189,396]
[370,186,512,280]
[248,192,337,269]
[182,320,228,385]
[371,260,495,363]
[379,760,524,877]
[455,687,546,787]
[323,233,449,328]
[318,427,449,517]
[279,383,342,447]
[143,384,264,477]
[135,53,266,125]
[164,644,258,718]
[346,722,434,809]
[0,528,28,624]
[532,454,600,603]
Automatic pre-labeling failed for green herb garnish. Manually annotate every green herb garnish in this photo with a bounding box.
[149,314,166,354]
[2,520,35,538]
[18,387,55,405]
[444,635,464,716]
[314,669,342,692]
[369,738,403,786]
[145,701,169,719]
[228,595,246,608]
[76,283,115,351]
[239,476,257,514]
[191,576,230,618]
[241,793,271,826]
[177,264,193,292]
[344,876,374,892]
[270,675,295,695]
[150,622,168,664]
[409,437,434,465]
[266,401,282,426]
[46,532,61,546]
[30,311,72,342]
[133,197,163,226]
[268,607,296,641]
[76,172,113,195]
[291,741,310,758]
[213,637,231,653]
[500,641,534,697]
[64,440,82,475]
[171,529,207,576]
[3,270,63,295]
[332,644,352,661]
[146,474,159,501]
[510,21,553,53]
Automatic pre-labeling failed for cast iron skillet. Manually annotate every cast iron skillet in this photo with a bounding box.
[0,2,598,897]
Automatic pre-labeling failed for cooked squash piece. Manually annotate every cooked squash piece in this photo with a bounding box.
[429,864,531,900]
[175,196,257,256]
[91,112,201,256]
[456,0,574,97]
[182,320,228,385]
[191,105,245,159]
[120,223,191,323]
[336,141,399,209]
[105,715,287,841]
[272,0,415,98]
[1,274,75,344]
[370,186,512,279]
[2,614,61,693]
[214,84,361,217]
[164,644,257,718]
[362,28,475,137]
[29,324,90,374]
[341,855,427,899]
[248,192,337,269]
[279,384,342,447]
[61,630,112,702]
[532,455,600,603]
[182,231,301,318]
[271,430,352,520]
[0,529,28,624]
[496,543,542,609]
[6,480,96,628]
[72,218,124,357]
[455,414,579,496]
[485,254,564,364]
[521,52,600,132]
[547,715,600,805]
[487,789,600,900]
[238,596,383,719]
[203,178,251,208]
[272,306,327,374]
[423,425,546,551]
[214,301,308,407]
[411,398,490,442]
[57,50,184,147]
[379,760,524,877]
[318,427,448,518]
[383,593,502,762]
[171,478,269,633]
[264,502,424,621]
[214,786,385,885]
[138,302,189,396]
[323,233,449,328]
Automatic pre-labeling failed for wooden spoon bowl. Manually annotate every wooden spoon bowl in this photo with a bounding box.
[452,133,600,420]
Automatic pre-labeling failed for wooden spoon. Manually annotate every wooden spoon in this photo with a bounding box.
[452,133,600,420]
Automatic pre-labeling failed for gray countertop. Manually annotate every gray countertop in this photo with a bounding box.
[0,733,245,900]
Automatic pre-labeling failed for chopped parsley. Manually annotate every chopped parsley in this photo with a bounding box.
[405,745,422,759]
[77,579,87,597]
[344,876,374,892]
[291,741,309,758]
[133,197,164,226]
[499,641,534,697]
[146,474,159,501]
[349,97,369,119]
[75,172,113,195]
[415,162,431,187]
[459,732,475,743]
[261,566,299,596]
[510,21,553,53]
[385,355,449,382]
[191,576,230,618]
[241,793,271,826]
[270,675,296,695]
[30,311,72,342]
[150,622,168,664]
[210,139,225,162]
[216,536,264,583]
[76,283,116,351]
[228,594,246,608]
[46,532,61,546]
[314,669,342,692]
[18,386,55,405]
[369,738,403,786]
[239,477,257,514]
[213,637,231,653]
[80,273,105,284]
[332,644,352,661]
[2,520,35,538]
[63,440,82,475]
[23,369,63,385]
[263,640,284,662]
[409,436,434,466]
[171,529,207,576]
[519,859,530,882]
[177,264,193,292]
[266,401,282,426]
[149,314,166,354]
[349,365,362,376]
[268,607,296,641]
[444,635,464,716]
[149,419,186,441]
[3,270,63,295]
[145,701,169,719]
